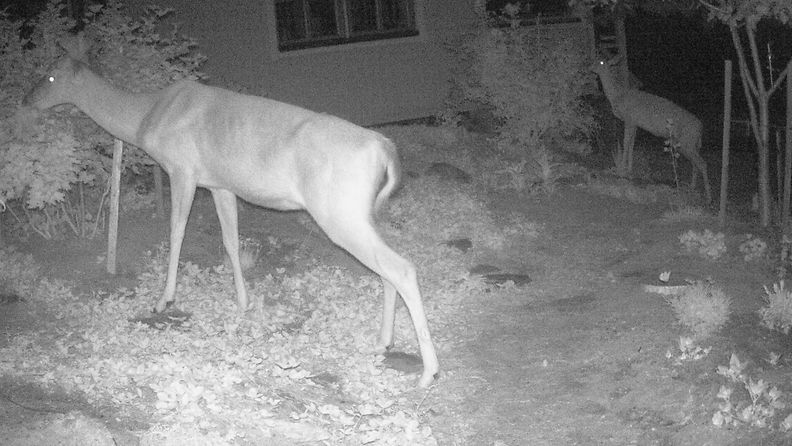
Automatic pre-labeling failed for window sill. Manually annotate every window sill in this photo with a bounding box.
[278,29,420,52]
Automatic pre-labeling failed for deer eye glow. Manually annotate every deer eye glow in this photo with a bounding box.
[48,76,55,82]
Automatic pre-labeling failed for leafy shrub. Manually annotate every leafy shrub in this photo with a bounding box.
[446,3,596,157]
[714,353,786,429]
[738,234,767,262]
[759,281,792,335]
[679,229,726,260]
[0,0,204,239]
[666,281,731,339]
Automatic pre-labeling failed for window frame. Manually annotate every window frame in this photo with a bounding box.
[274,0,420,53]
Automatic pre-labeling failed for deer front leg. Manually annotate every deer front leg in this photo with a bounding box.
[155,173,197,312]
[211,188,249,311]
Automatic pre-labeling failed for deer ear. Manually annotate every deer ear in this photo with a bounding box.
[57,32,91,64]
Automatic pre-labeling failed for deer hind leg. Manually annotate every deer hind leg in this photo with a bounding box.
[211,188,249,311]
[379,280,398,352]
[155,171,197,312]
[623,124,637,173]
[313,210,439,388]
[685,151,712,203]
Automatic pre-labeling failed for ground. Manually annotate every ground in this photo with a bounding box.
[1,127,791,445]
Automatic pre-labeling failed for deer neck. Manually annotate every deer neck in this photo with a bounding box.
[597,69,628,109]
[71,70,156,146]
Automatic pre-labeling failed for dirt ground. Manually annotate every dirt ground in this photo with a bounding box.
[1,141,791,445]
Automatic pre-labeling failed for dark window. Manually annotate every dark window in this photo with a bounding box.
[486,0,577,25]
[276,0,418,52]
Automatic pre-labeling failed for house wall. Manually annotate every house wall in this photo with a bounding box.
[154,0,476,126]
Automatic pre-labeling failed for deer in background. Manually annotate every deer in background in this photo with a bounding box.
[591,57,712,203]
[22,38,439,388]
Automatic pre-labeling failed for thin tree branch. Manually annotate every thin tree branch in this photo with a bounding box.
[769,62,792,96]
[697,0,727,15]
[729,25,762,147]
[746,19,768,98]
[730,25,759,98]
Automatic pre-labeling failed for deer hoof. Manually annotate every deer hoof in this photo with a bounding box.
[418,370,439,388]
[373,342,394,355]
[153,299,174,314]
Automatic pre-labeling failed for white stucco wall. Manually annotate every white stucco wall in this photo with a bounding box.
[155,0,476,126]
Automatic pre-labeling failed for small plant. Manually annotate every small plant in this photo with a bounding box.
[759,281,792,335]
[713,353,786,428]
[665,336,711,364]
[666,280,731,339]
[482,158,530,191]
[532,146,560,194]
[223,236,262,273]
[776,235,792,279]
[663,119,682,191]
[679,229,726,260]
[120,183,157,212]
[738,234,767,262]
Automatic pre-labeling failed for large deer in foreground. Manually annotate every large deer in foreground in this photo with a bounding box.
[22,42,439,388]
[591,57,712,203]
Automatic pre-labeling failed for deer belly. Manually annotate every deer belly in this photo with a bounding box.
[210,173,304,211]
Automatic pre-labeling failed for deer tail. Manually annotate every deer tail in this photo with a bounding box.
[374,137,401,214]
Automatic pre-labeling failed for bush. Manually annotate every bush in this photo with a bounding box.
[738,234,767,262]
[667,281,731,339]
[446,3,596,157]
[0,0,204,239]
[759,281,792,335]
[679,229,726,260]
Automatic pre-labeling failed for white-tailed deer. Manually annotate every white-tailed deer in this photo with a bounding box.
[23,44,439,387]
[591,57,712,203]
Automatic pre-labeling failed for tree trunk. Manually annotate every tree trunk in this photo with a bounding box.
[758,99,771,226]
[729,24,771,226]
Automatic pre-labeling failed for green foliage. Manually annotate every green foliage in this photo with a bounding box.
[448,4,596,155]
[0,0,205,239]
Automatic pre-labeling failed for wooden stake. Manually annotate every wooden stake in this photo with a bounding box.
[784,60,792,228]
[107,138,122,275]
